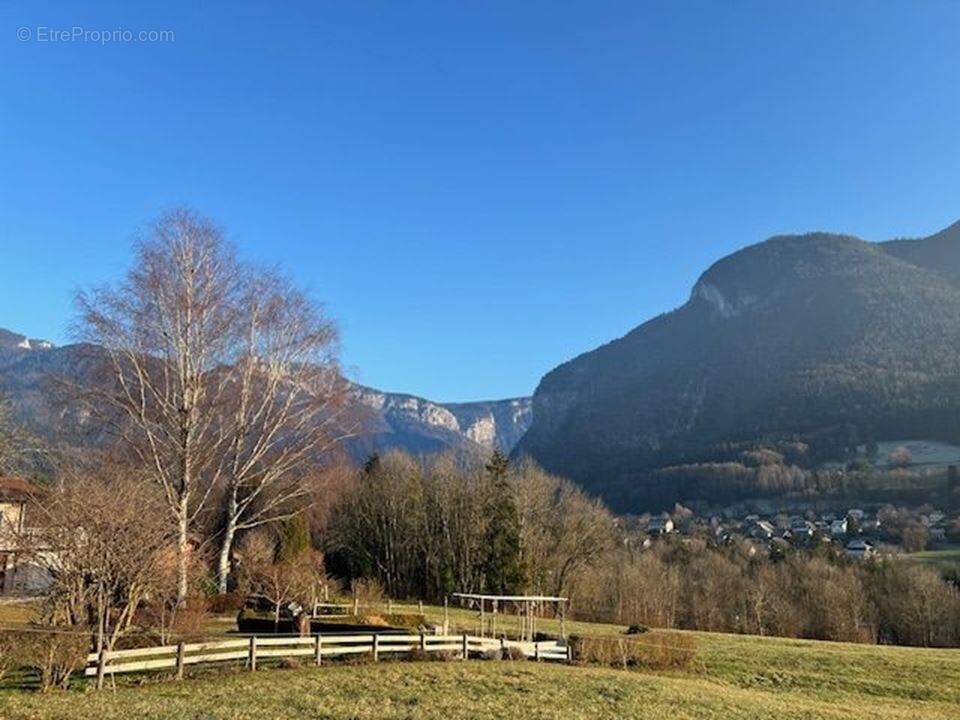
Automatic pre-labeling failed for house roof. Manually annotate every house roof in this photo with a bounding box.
[0,476,40,501]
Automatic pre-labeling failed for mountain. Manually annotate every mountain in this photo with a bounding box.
[346,386,531,457]
[0,331,532,460]
[516,220,960,511]
[0,329,54,355]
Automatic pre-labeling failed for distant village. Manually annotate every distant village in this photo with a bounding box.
[635,501,958,561]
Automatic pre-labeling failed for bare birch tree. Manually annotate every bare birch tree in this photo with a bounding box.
[212,272,351,592]
[76,209,350,601]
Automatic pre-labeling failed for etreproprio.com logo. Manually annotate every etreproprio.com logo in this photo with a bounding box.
[17,26,176,44]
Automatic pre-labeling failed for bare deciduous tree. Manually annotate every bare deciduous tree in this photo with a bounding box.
[214,272,349,592]
[76,210,240,603]
[512,459,614,597]
[25,460,175,660]
[248,549,324,630]
[76,209,351,601]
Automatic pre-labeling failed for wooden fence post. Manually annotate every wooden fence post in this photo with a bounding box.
[500,637,506,658]
[418,600,423,614]
[96,647,107,690]
[443,598,449,634]
[534,642,541,662]
[565,643,573,663]
[373,634,380,662]
[249,636,257,671]
[176,641,185,680]
[419,632,426,653]
[461,633,468,660]
[387,599,393,614]
[353,596,359,615]
[315,634,323,667]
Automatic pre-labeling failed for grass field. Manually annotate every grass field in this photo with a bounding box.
[1,616,958,719]
[1,601,959,719]
[907,547,960,571]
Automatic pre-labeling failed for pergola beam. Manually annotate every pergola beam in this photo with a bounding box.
[452,593,567,602]
[451,593,569,641]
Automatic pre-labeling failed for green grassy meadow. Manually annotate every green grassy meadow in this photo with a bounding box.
[2,601,959,720]
[1,639,958,720]
[907,547,960,572]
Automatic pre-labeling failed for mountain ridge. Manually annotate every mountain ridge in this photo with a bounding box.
[0,330,532,460]
[517,220,960,510]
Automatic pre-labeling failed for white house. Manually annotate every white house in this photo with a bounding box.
[648,516,675,534]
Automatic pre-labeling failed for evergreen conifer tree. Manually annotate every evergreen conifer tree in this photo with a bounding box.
[481,450,525,594]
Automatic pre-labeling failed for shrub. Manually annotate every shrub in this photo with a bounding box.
[350,578,385,605]
[405,647,431,662]
[17,630,90,692]
[206,592,245,614]
[502,646,528,661]
[379,613,426,629]
[170,597,210,642]
[570,631,697,671]
[278,657,301,670]
[480,648,503,661]
[0,634,17,683]
[625,624,649,635]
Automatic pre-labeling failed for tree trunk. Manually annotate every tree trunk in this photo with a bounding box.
[216,491,239,594]
[177,497,190,604]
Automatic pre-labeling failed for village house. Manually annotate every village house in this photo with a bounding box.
[830,518,848,537]
[750,520,775,540]
[648,516,674,534]
[845,539,875,559]
[0,476,47,594]
[790,519,815,539]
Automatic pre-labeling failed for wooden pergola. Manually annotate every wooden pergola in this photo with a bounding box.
[452,593,569,641]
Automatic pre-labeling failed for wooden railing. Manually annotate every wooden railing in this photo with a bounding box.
[84,632,571,679]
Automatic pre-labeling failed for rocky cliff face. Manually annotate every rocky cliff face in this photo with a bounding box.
[348,385,531,458]
[0,330,533,461]
[517,221,960,511]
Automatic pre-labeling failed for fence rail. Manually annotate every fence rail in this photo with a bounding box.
[84,632,570,679]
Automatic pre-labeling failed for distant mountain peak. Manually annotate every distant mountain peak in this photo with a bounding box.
[0,328,55,352]
[348,384,532,455]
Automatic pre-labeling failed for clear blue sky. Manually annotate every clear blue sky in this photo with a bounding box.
[1,1,958,401]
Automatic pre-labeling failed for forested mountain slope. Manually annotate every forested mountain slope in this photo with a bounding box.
[517,221,960,510]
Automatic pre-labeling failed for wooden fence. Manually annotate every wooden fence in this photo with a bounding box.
[84,632,570,681]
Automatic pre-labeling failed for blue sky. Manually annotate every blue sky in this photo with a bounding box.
[1,1,959,401]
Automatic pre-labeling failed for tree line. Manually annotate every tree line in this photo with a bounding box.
[324,450,612,601]
[326,449,960,648]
